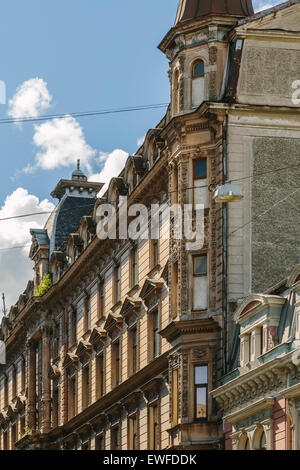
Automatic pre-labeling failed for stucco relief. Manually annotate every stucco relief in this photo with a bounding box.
[239,47,300,98]
[252,137,300,292]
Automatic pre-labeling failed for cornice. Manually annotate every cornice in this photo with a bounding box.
[223,397,274,424]
[211,349,300,415]
[160,318,220,342]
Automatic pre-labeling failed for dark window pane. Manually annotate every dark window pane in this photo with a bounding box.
[194,256,207,275]
[194,159,207,179]
[195,366,208,384]
[193,61,204,78]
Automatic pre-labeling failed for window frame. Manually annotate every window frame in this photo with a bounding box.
[148,401,160,450]
[96,352,105,399]
[192,59,205,79]
[130,246,139,288]
[194,365,208,422]
[128,413,139,450]
[114,265,121,305]
[84,296,91,332]
[111,425,121,450]
[82,362,91,409]
[112,340,121,387]
[98,281,105,320]
[193,158,207,180]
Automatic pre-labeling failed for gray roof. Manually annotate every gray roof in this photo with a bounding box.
[50,196,95,252]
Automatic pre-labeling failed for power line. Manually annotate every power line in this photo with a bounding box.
[1,184,299,254]
[1,161,300,224]
[0,103,169,125]
[0,161,299,253]
[228,185,300,238]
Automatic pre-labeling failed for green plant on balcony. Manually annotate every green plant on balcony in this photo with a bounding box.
[34,274,52,297]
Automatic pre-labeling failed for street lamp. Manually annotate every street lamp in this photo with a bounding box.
[213,182,243,203]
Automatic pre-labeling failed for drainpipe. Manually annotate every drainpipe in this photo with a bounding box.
[222,114,229,375]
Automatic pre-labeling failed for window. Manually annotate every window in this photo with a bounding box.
[194,159,207,180]
[21,358,26,391]
[128,415,138,450]
[193,159,208,209]
[3,430,8,450]
[173,166,179,204]
[68,374,76,419]
[53,323,59,359]
[84,296,91,331]
[149,403,159,450]
[95,434,105,450]
[82,364,90,409]
[4,376,8,407]
[52,383,59,428]
[68,308,77,348]
[192,60,205,107]
[129,327,138,375]
[194,365,208,420]
[111,426,120,450]
[96,353,105,399]
[192,60,205,78]
[12,367,17,398]
[20,416,25,436]
[192,254,208,310]
[174,69,179,114]
[149,310,160,360]
[98,282,105,319]
[112,341,121,387]
[130,247,139,288]
[173,262,178,319]
[114,265,121,304]
[172,369,179,426]
[11,423,16,450]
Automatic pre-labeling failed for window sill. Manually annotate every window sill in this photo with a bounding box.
[126,284,140,297]
[147,264,161,278]
[95,316,106,327]
[111,301,122,312]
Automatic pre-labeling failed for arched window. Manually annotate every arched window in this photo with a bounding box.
[192,60,205,78]
[192,59,205,107]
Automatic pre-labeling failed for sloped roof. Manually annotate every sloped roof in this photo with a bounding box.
[175,0,254,25]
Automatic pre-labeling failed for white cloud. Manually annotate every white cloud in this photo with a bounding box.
[8,78,52,125]
[254,1,279,12]
[89,149,129,196]
[28,115,97,173]
[0,188,54,313]
[137,135,145,147]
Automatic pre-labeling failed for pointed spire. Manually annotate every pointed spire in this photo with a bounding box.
[77,159,80,171]
[174,0,254,25]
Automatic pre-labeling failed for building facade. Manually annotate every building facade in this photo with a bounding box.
[211,265,300,450]
[0,0,299,450]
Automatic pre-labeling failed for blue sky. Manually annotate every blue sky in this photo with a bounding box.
[0,0,279,311]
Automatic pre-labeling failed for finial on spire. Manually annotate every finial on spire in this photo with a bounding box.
[77,159,80,170]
